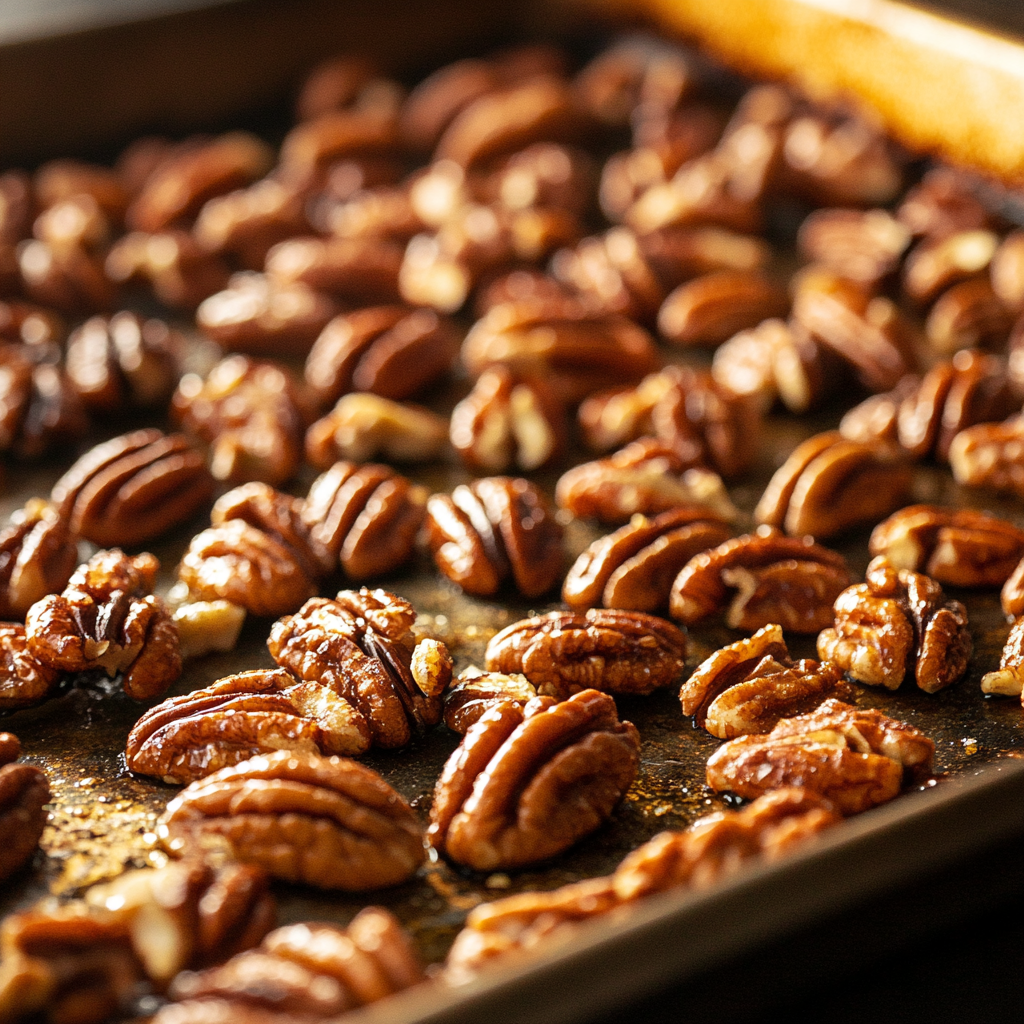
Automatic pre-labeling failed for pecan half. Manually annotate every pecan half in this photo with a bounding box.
[1001,558,1024,619]
[267,589,450,750]
[302,461,427,580]
[304,305,458,406]
[754,430,912,539]
[26,549,181,700]
[706,698,935,815]
[0,498,77,620]
[817,557,972,693]
[157,751,425,890]
[442,667,538,734]
[50,429,214,548]
[428,690,640,870]
[869,505,1024,587]
[902,229,999,305]
[948,414,1024,499]
[450,367,567,474]
[305,393,449,468]
[0,751,50,882]
[925,278,1014,355]
[425,476,563,598]
[0,623,63,710]
[980,618,1024,699]
[126,669,373,784]
[669,527,850,633]
[797,208,910,285]
[485,607,686,698]
[563,507,732,612]
[896,167,992,240]
[555,437,736,524]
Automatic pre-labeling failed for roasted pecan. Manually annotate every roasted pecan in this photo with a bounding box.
[302,461,427,579]
[50,429,214,548]
[797,208,910,285]
[1001,558,1024,619]
[791,267,919,393]
[0,903,139,1024]
[84,859,276,987]
[902,229,999,305]
[818,557,972,693]
[980,617,1024,699]
[896,167,992,240]
[925,277,1015,355]
[305,393,449,468]
[563,507,732,613]
[322,183,423,241]
[26,549,181,700]
[173,355,308,486]
[838,375,919,446]
[158,907,424,1022]
[948,414,1024,498]
[869,505,1024,587]
[450,367,567,474]
[461,298,662,404]
[196,272,339,358]
[126,669,373,783]
[442,667,538,734]
[126,132,274,232]
[657,270,789,348]
[990,229,1024,312]
[669,526,851,633]
[486,141,595,215]
[64,312,182,415]
[304,305,458,406]
[33,159,125,220]
[485,607,686,698]
[268,589,450,749]
[296,54,383,120]
[428,690,639,870]
[679,623,848,737]
[706,698,935,815]
[0,623,63,710]
[754,430,912,539]
[0,498,77,620]
[157,750,425,890]
[555,438,736,524]
[425,476,563,598]
[0,746,50,882]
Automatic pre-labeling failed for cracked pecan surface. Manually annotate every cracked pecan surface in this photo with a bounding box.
[669,526,850,633]
[157,750,425,890]
[25,549,181,700]
[268,589,451,750]
[706,698,935,815]
[818,556,972,693]
[0,623,63,710]
[428,690,640,870]
[0,499,77,620]
[485,607,687,698]
[441,668,538,734]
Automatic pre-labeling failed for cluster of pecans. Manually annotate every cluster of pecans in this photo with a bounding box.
[2,31,1024,1024]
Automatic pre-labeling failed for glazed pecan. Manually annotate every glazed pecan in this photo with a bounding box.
[302,461,427,579]
[895,167,992,240]
[268,589,450,749]
[126,669,373,784]
[85,859,276,987]
[173,355,308,486]
[0,623,63,710]
[461,298,662,404]
[706,698,935,815]
[990,230,1024,311]
[980,617,1024,699]
[818,557,972,693]
[450,367,567,474]
[577,366,761,478]
[657,270,789,348]
[305,393,449,468]
[948,414,1024,499]
[442,667,538,734]
[158,908,424,1022]
[902,229,999,305]
[485,607,686,698]
[425,476,563,598]
[304,305,458,406]
[50,429,214,548]
[754,430,912,539]
[0,498,77,620]
[157,750,425,890]
[428,690,639,870]
[797,208,910,285]
[925,278,1014,355]
[197,272,338,358]
[555,438,736,524]
[26,549,181,700]
[0,743,50,882]
[563,507,732,613]
[869,505,1024,587]
[669,527,850,633]
[679,624,848,738]
[1001,558,1024,619]
[64,312,182,415]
